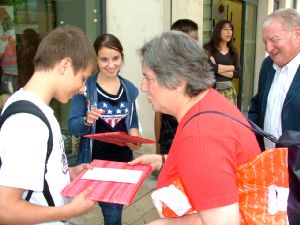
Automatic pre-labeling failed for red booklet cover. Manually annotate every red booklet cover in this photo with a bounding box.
[84,132,155,146]
[61,159,152,205]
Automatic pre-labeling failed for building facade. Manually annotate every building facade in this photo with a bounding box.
[0,0,299,154]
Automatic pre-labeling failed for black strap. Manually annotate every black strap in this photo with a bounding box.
[182,110,278,144]
[0,100,55,206]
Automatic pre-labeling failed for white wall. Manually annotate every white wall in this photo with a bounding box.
[280,0,293,8]
[106,0,203,154]
[172,0,203,44]
[254,0,274,95]
[106,0,168,153]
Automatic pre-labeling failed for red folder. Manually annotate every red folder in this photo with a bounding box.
[61,160,152,205]
[84,132,155,146]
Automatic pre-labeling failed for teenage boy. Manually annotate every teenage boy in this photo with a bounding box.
[0,25,98,225]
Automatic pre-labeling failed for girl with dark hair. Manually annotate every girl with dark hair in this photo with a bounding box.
[68,34,140,225]
[204,20,240,105]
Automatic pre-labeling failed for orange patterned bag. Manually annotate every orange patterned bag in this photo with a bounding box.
[152,148,289,224]
[238,147,289,225]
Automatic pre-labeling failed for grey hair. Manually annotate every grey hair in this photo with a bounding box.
[140,31,215,97]
[263,8,300,29]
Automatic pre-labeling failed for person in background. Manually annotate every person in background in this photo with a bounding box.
[0,25,98,225]
[68,33,140,225]
[204,19,240,105]
[17,28,41,88]
[130,31,260,225]
[155,19,198,156]
[170,18,199,40]
[248,8,300,150]
[0,18,11,111]
[0,17,18,94]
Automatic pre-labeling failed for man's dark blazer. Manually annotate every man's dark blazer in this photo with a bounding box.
[248,56,300,149]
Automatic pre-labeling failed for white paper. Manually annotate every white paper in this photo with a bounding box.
[268,185,289,215]
[151,184,192,217]
[81,168,143,184]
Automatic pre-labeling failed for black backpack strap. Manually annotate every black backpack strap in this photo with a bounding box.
[182,110,278,144]
[0,100,55,206]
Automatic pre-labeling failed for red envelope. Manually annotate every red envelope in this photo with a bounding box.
[84,132,155,146]
[61,159,152,205]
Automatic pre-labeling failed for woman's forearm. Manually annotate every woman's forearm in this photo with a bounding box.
[217,70,234,78]
[217,64,235,73]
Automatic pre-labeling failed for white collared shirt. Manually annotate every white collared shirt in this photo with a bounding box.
[264,53,300,149]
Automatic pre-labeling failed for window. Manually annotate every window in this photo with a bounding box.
[0,0,103,159]
[274,0,280,10]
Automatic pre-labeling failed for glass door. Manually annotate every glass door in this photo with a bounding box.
[239,1,257,113]
[206,0,258,112]
[0,0,103,159]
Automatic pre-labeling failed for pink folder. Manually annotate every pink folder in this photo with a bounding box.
[61,159,152,205]
[84,132,155,146]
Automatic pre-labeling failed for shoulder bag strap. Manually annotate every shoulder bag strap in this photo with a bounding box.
[182,110,278,144]
[0,100,55,206]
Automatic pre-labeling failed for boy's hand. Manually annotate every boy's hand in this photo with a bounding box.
[66,187,96,218]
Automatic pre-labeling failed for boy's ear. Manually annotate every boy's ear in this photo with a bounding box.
[58,57,72,74]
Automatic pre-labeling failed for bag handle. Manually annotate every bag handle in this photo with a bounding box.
[182,110,278,144]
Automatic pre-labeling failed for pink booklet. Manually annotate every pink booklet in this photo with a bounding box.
[84,132,155,146]
[61,159,152,205]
